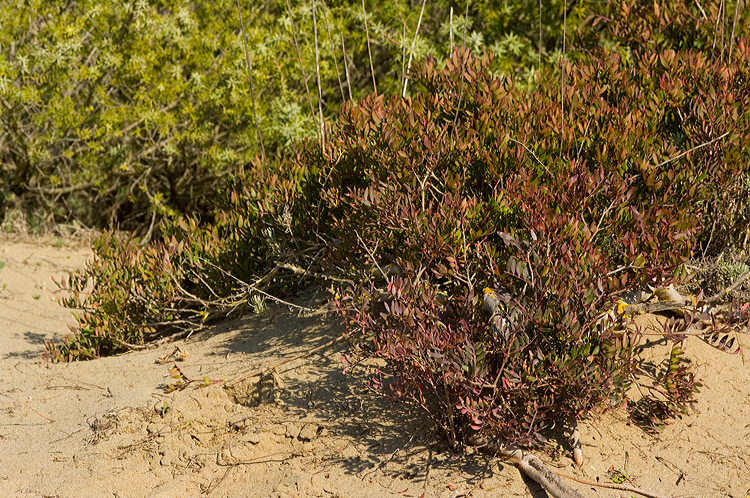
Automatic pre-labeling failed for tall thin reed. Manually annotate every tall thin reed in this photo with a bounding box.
[402,0,428,97]
[401,21,406,90]
[235,0,266,163]
[321,0,346,102]
[538,0,542,72]
[560,0,567,155]
[728,0,742,59]
[312,0,325,147]
[362,0,377,93]
[694,0,708,19]
[450,0,471,132]
[449,7,454,54]
[341,32,353,102]
[285,0,319,142]
[713,0,726,54]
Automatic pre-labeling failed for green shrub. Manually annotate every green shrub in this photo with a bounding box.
[1,0,265,228]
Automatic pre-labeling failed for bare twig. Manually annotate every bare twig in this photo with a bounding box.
[341,32,353,102]
[713,0,726,55]
[0,392,55,423]
[560,0,567,155]
[728,0,742,59]
[276,261,353,284]
[450,0,471,132]
[468,437,585,498]
[693,0,708,19]
[285,0,319,141]
[620,300,690,315]
[469,436,669,498]
[402,0,427,97]
[321,0,345,102]
[362,0,377,93]
[555,471,670,498]
[312,0,325,147]
[507,136,550,175]
[654,131,730,168]
[235,0,266,163]
[401,21,407,90]
[197,259,314,312]
[354,230,384,279]
[706,269,750,303]
[449,7,454,54]
[538,0,542,72]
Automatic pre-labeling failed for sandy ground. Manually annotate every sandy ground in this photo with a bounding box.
[1,239,749,498]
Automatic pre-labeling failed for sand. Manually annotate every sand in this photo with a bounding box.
[1,239,749,498]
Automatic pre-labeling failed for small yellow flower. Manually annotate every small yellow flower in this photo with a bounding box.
[616,301,626,315]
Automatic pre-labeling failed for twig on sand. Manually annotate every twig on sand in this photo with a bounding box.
[469,437,668,498]
[556,471,669,498]
[225,334,344,387]
[202,436,301,493]
[0,392,55,423]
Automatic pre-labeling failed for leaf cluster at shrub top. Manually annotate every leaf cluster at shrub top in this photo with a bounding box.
[52,0,749,448]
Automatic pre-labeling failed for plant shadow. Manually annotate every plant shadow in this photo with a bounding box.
[183,295,549,494]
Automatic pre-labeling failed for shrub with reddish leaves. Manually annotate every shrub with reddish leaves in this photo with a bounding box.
[53,0,750,451]
[326,4,749,447]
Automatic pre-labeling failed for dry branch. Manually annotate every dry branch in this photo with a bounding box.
[706,269,750,303]
[311,0,325,147]
[235,0,266,163]
[361,0,377,93]
[469,436,669,498]
[402,0,427,97]
[285,0,319,141]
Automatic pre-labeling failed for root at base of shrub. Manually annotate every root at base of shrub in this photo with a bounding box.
[468,435,668,498]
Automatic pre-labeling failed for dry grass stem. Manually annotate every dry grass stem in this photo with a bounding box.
[235,0,266,163]
[362,0,377,93]
[402,0,427,97]
[312,0,325,147]
[285,0,319,142]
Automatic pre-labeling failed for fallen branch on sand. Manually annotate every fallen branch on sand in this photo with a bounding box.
[467,435,669,498]
[0,391,55,423]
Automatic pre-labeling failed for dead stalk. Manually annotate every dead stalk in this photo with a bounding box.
[362,0,377,93]
[235,0,266,163]
[693,0,708,19]
[401,21,406,90]
[321,0,345,102]
[285,0,319,142]
[449,6,453,54]
[655,131,730,168]
[341,32,353,101]
[538,0,542,72]
[450,0,471,131]
[312,0,325,147]
[560,0,567,155]
[0,392,55,423]
[728,0,742,59]
[402,0,427,97]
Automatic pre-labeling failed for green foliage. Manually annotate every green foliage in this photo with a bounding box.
[49,0,750,450]
[1,0,261,228]
[1,0,610,229]
[47,155,312,360]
